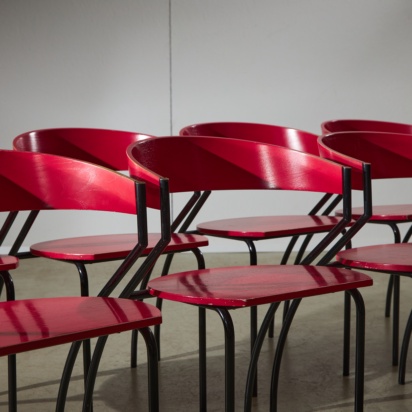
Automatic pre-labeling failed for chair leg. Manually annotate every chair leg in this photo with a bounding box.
[385,276,394,318]
[269,299,302,412]
[152,249,205,362]
[268,291,365,412]
[398,309,412,384]
[82,328,159,412]
[1,270,17,412]
[347,289,366,412]
[56,341,83,411]
[8,355,17,412]
[214,307,235,412]
[393,275,400,366]
[73,262,93,399]
[199,307,207,412]
[343,291,351,376]
[244,302,281,412]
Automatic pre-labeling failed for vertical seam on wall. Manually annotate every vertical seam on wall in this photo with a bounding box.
[169,0,174,218]
[169,0,173,136]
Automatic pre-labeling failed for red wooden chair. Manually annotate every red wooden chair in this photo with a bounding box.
[321,119,412,317]
[180,121,344,266]
[127,136,373,412]
[318,130,412,381]
[179,122,347,353]
[0,149,165,411]
[12,127,208,363]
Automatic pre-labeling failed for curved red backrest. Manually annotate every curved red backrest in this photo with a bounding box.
[0,150,137,214]
[180,122,320,155]
[318,131,412,181]
[321,119,412,135]
[13,128,154,170]
[127,136,347,209]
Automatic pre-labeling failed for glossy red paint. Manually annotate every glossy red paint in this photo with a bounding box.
[0,255,18,271]
[31,233,208,260]
[0,150,137,214]
[128,135,346,209]
[148,265,372,307]
[179,122,348,248]
[180,121,320,155]
[0,296,161,357]
[337,243,412,273]
[338,205,412,221]
[319,131,412,210]
[197,215,342,238]
[321,119,412,135]
[13,127,153,170]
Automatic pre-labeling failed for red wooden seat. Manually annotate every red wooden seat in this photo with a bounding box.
[13,127,208,364]
[127,136,373,412]
[321,119,412,317]
[0,149,166,411]
[319,130,412,381]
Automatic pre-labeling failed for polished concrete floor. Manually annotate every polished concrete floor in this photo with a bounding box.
[1,252,412,411]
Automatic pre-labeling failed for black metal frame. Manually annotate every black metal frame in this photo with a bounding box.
[192,164,372,411]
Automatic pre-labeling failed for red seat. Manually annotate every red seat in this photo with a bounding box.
[127,135,373,411]
[319,130,412,381]
[321,119,412,317]
[0,149,166,411]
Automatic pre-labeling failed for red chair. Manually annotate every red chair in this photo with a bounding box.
[180,121,343,266]
[322,119,412,317]
[179,122,346,361]
[318,131,412,380]
[127,136,373,412]
[12,127,208,362]
[0,149,165,411]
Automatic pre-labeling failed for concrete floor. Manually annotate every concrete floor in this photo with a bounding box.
[1,252,411,411]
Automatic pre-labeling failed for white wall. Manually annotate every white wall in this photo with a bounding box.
[1,1,412,253]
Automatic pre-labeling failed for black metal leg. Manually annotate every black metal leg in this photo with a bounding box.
[56,341,83,411]
[385,223,401,318]
[245,240,260,396]
[131,329,139,367]
[214,307,235,412]
[244,302,280,412]
[154,249,205,361]
[1,270,16,412]
[347,289,366,412]
[343,291,351,376]
[250,306,258,397]
[269,299,301,412]
[199,307,207,412]
[73,262,93,401]
[82,329,159,412]
[393,275,400,366]
[385,276,394,318]
[8,355,17,412]
[398,309,412,384]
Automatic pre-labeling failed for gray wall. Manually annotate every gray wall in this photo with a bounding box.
[1,1,412,252]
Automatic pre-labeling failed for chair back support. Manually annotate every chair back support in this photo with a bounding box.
[321,119,412,135]
[13,128,153,171]
[128,136,355,264]
[128,136,347,204]
[318,131,412,181]
[180,121,320,155]
[0,150,138,214]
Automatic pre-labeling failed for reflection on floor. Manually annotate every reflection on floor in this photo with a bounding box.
[0,253,411,411]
